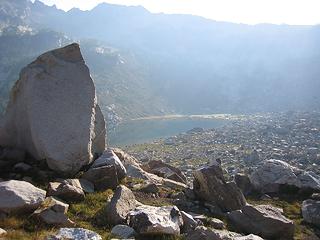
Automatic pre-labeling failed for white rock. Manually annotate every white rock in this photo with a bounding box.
[0,43,106,174]
[0,228,7,236]
[128,205,183,235]
[47,228,102,240]
[0,180,46,213]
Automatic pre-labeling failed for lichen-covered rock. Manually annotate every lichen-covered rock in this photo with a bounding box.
[47,228,102,240]
[128,205,183,235]
[105,185,136,225]
[193,163,246,212]
[111,225,136,239]
[0,180,46,213]
[250,159,320,193]
[0,43,106,175]
[302,199,320,227]
[228,204,294,239]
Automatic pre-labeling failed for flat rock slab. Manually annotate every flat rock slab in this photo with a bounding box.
[0,43,106,175]
[228,204,294,239]
[47,228,102,240]
[0,180,46,214]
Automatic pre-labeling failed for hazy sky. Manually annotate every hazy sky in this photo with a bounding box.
[37,0,320,25]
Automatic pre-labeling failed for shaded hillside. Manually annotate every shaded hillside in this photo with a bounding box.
[0,0,320,120]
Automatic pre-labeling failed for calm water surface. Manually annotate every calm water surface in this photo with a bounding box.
[108,117,229,146]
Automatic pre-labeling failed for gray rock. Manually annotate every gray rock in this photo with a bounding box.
[181,211,198,233]
[13,162,32,172]
[311,193,320,201]
[33,197,73,226]
[128,205,183,235]
[0,180,46,213]
[47,179,85,202]
[185,226,263,240]
[0,43,106,175]
[235,173,253,196]
[228,204,294,239]
[302,199,320,227]
[111,225,136,239]
[193,163,246,212]
[79,179,95,193]
[139,183,160,193]
[142,160,187,184]
[47,228,102,240]
[250,159,320,193]
[82,150,126,191]
[106,185,136,225]
[207,218,225,230]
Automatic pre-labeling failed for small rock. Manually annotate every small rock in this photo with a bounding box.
[106,185,136,225]
[181,211,198,233]
[47,228,102,240]
[234,173,253,196]
[311,193,320,201]
[207,218,225,229]
[33,197,73,226]
[139,183,159,194]
[111,225,136,239]
[82,150,126,191]
[0,180,46,213]
[79,179,94,193]
[13,162,32,172]
[128,205,183,235]
[302,199,320,227]
[47,180,85,202]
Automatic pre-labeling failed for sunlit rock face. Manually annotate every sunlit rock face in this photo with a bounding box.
[0,43,106,175]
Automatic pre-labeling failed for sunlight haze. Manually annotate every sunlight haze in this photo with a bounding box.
[37,0,320,25]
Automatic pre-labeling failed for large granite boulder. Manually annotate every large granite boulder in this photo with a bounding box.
[82,149,126,191]
[228,204,295,239]
[47,228,102,240]
[0,180,46,214]
[105,185,136,225]
[0,43,106,175]
[250,159,320,193]
[302,199,320,227]
[193,163,246,212]
[128,205,183,235]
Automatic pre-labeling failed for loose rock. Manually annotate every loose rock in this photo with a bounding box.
[47,179,85,202]
[105,185,136,225]
[193,163,246,212]
[228,204,295,239]
[47,228,102,240]
[33,197,73,226]
[302,199,320,227]
[128,205,183,235]
[111,225,136,239]
[0,180,46,213]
